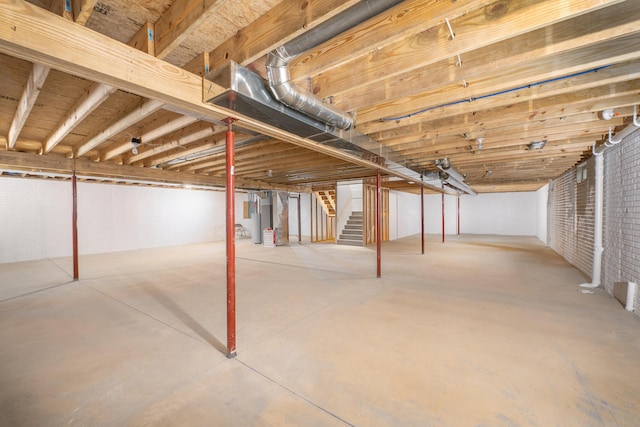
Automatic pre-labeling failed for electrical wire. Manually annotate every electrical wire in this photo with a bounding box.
[379,65,611,122]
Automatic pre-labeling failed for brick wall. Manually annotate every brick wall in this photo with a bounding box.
[602,128,640,315]
[549,127,640,318]
[549,156,595,279]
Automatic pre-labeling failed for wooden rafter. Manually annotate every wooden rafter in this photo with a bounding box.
[6,63,50,149]
[102,115,199,161]
[43,83,117,153]
[154,0,228,59]
[75,99,164,158]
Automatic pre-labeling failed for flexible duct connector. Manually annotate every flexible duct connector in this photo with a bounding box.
[267,47,353,130]
[266,0,404,130]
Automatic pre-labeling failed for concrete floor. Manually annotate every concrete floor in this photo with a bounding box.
[1,234,639,426]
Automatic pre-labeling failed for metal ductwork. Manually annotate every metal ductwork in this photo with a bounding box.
[203,0,477,196]
[435,158,477,196]
[266,0,404,130]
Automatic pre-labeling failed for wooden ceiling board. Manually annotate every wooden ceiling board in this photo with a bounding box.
[2,0,639,193]
[84,0,171,43]
[162,0,283,67]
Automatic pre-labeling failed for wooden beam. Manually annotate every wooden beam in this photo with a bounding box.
[0,150,304,191]
[290,0,494,80]
[75,99,164,158]
[359,74,640,135]
[43,82,117,153]
[154,0,227,59]
[207,0,360,71]
[6,62,50,149]
[102,115,198,160]
[73,0,97,25]
[390,118,621,155]
[304,0,626,97]
[137,123,224,166]
[0,0,441,189]
[356,33,640,124]
[330,2,640,109]
[167,140,295,171]
[49,0,73,20]
[128,21,155,56]
[126,121,223,165]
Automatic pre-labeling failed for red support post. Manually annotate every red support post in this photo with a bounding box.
[72,170,79,280]
[457,196,461,235]
[420,182,425,254]
[376,170,381,278]
[225,119,237,358]
[441,192,445,243]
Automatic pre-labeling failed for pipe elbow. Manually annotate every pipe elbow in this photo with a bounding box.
[266,48,353,130]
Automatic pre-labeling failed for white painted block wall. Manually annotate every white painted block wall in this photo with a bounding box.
[1,177,72,263]
[389,190,542,239]
[0,178,236,263]
[2,176,548,264]
[459,191,538,236]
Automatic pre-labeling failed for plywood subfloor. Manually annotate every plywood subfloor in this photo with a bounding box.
[1,235,639,426]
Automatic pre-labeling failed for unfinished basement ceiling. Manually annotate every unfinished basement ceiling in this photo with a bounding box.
[1,0,638,193]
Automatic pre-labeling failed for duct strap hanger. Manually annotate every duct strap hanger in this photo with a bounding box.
[445,19,465,86]
[445,18,455,39]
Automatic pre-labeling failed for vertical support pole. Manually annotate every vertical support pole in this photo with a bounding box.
[376,170,381,278]
[225,119,236,358]
[441,192,445,243]
[72,169,79,280]
[309,195,312,242]
[420,180,424,255]
[298,195,302,243]
[457,196,461,235]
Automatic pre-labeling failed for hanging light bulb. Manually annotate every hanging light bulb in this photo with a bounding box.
[131,137,141,155]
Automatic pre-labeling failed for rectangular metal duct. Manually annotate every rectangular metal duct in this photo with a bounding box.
[205,62,339,144]
[204,61,473,195]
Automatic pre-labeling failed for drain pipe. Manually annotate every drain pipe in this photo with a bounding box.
[266,0,403,130]
[580,106,640,291]
[579,151,603,290]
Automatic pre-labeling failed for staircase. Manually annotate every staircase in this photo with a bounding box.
[313,189,336,216]
[337,211,363,246]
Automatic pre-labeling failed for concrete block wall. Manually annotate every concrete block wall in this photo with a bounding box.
[602,128,640,314]
[0,178,235,264]
[549,127,640,317]
[548,157,595,279]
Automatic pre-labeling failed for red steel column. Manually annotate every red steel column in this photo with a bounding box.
[421,181,424,254]
[72,170,79,280]
[225,119,237,358]
[441,192,445,243]
[376,170,381,278]
[457,196,461,235]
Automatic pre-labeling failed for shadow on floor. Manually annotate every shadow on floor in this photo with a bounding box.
[140,284,227,355]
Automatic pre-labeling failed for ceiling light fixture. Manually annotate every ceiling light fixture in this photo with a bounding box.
[528,140,547,150]
[131,137,141,155]
[476,137,484,150]
[600,109,615,120]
